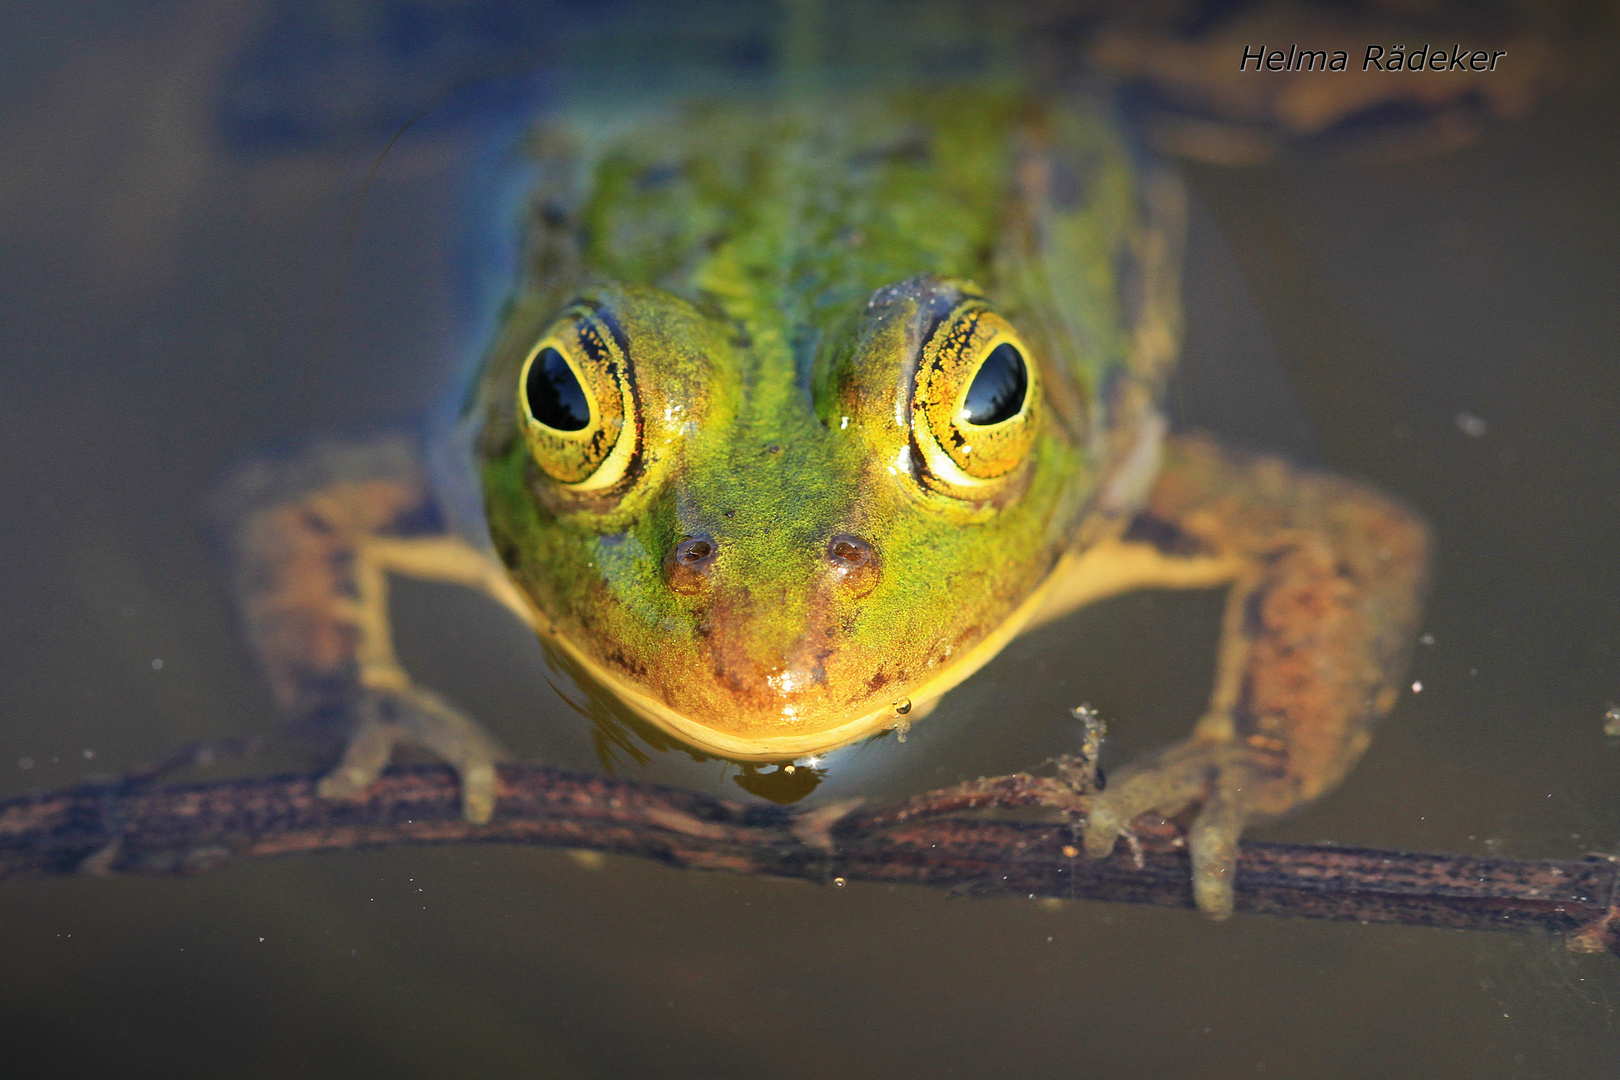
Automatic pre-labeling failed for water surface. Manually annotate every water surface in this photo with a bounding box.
[2,4,1619,1077]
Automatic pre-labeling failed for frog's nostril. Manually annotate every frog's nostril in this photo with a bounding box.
[827,533,880,597]
[828,535,871,566]
[666,535,718,594]
[677,538,714,563]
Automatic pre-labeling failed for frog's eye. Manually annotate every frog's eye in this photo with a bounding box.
[911,305,1039,488]
[518,309,639,491]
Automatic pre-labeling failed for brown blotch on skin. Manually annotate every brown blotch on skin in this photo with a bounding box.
[950,623,983,652]
[1122,510,1210,558]
[236,476,426,719]
[827,534,881,598]
[665,535,718,595]
[700,587,836,709]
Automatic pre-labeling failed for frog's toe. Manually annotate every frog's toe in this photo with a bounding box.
[1186,767,1247,920]
[456,761,498,825]
[317,712,398,801]
[1080,740,1221,857]
[316,765,377,802]
[384,684,507,824]
[1082,740,1261,920]
[319,687,506,824]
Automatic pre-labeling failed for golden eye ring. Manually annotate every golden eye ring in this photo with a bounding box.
[517,308,639,491]
[911,304,1039,491]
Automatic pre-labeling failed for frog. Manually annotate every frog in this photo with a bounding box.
[217,84,1428,919]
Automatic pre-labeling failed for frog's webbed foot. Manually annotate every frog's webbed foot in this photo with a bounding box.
[218,435,536,826]
[1048,434,1429,919]
[319,683,507,824]
[1082,739,1280,919]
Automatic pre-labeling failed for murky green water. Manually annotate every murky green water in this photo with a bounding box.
[3,3,1619,1077]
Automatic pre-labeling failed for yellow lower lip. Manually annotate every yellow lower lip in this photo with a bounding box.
[528,552,1074,762]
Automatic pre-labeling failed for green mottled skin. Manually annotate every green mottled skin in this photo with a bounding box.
[471,87,1169,746]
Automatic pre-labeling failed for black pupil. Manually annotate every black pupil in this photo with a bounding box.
[961,342,1027,426]
[525,347,590,431]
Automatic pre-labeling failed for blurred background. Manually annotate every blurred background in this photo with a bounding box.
[1,2,1618,1076]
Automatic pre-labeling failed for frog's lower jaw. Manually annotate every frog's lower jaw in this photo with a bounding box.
[538,553,1079,762]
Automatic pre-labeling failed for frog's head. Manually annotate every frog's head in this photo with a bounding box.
[477,94,1150,761]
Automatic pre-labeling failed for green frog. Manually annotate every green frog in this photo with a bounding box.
[219,86,1427,918]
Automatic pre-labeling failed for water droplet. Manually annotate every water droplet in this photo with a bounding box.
[1419,633,1434,645]
[151,658,163,671]
[892,698,911,716]
[1456,412,1487,437]
[1605,705,1620,737]
[1411,681,1423,693]
[833,877,846,888]
[1062,845,1080,858]
[17,757,33,770]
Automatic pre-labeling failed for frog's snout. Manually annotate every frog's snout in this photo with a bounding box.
[657,529,886,722]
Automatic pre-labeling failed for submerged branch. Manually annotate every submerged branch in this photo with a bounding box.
[1,761,1616,955]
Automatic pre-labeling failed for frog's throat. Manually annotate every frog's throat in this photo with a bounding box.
[529,549,1081,762]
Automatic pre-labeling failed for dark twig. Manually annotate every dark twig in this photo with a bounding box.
[1,761,1615,955]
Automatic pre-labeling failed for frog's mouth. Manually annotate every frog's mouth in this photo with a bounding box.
[528,555,1072,762]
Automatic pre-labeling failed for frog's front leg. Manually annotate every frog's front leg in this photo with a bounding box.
[1055,434,1429,918]
[220,437,535,823]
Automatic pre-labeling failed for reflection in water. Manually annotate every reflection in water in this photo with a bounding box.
[732,761,827,802]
